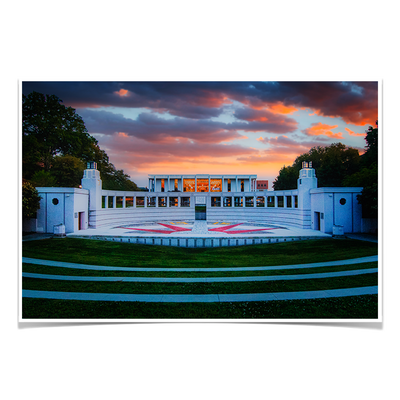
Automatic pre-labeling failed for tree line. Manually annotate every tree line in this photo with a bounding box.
[22,91,140,191]
[272,123,378,218]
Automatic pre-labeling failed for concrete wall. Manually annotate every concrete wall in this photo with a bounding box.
[34,188,89,233]
[91,189,305,229]
[310,188,363,234]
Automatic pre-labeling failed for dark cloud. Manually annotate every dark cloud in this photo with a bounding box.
[233,107,298,133]
[22,81,378,125]
[22,81,229,119]
[78,108,244,143]
[99,134,259,160]
[78,100,301,144]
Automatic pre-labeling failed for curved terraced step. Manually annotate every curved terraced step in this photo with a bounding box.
[22,256,378,272]
[22,268,378,283]
[22,286,378,302]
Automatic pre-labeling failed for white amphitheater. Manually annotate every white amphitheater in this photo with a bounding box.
[24,161,373,247]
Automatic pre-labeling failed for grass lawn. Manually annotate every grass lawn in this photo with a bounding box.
[22,261,378,278]
[22,296,378,319]
[22,274,378,295]
[21,237,379,319]
[22,237,378,268]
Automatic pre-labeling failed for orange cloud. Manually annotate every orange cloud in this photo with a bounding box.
[268,102,298,115]
[302,122,343,139]
[118,132,128,137]
[345,127,365,137]
[116,89,129,97]
[196,91,233,108]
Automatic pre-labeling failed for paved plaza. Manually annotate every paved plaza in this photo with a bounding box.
[67,220,331,245]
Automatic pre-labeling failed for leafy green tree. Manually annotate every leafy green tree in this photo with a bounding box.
[361,123,378,168]
[273,143,361,189]
[22,91,97,177]
[30,170,57,187]
[90,143,139,191]
[22,182,42,219]
[343,165,378,188]
[357,182,378,218]
[23,92,139,191]
[345,122,378,218]
[51,155,86,187]
[272,165,298,190]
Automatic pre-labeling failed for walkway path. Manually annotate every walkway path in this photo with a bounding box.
[22,286,378,302]
[22,256,378,303]
[190,221,209,234]
[22,255,378,272]
[22,268,377,283]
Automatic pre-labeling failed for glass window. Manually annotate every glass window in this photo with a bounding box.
[125,197,134,208]
[136,197,145,207]
[180,197,190,207]
[256,196,265,207]
[224,197,232,207]
[197,178,209,192]
[277,196,284,207]
[234,196,243,207]
[294,195,298,208]
[227,179,231,192]
[116,196,123,208]
[210,179,222,192]
[174,179,178,191]
[183,179,195,192]
[102,196,106,208]
[108,196,114,208]
[211,197,221,207]
[286,196,292,208]
[147,196,156,207]
[267,196,275,207]
[241,179,244,192]
[169,197,178,207]
[158,197,167,207]
[161,179,165,192]
[245,197,254,207]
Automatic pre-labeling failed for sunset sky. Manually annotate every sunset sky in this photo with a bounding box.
[22,81,378,188]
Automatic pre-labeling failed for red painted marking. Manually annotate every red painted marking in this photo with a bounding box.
[118,223,192,234]
[208,224,279,234]
[122,227,174,234]
[208,223,243,232]
[157,223,191,232]
[225,228,279,234]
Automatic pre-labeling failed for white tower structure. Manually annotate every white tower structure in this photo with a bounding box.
[81,162,102,227]
[297,161,318,229]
